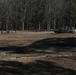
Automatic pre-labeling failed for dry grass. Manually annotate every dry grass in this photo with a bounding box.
[0,31,76,74]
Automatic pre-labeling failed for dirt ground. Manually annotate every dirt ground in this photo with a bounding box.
[0,31,76,75]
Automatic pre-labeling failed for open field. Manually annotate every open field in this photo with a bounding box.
[0,31,76,75]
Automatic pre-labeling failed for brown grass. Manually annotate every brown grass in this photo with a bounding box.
[0,31,76,74]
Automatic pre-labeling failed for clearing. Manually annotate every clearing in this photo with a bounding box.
[0,31,76,75]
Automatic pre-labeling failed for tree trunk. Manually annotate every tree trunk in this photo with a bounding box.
[39,22,41,31]
[22,21,25,30]
[45,0,51,31]
[6,15,9,31]
[70,18,72,28]
[54,19,56,30]
[11,23,13,30]
[47,20,50,30]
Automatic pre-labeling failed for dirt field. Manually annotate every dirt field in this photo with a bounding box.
[0,31,76,75]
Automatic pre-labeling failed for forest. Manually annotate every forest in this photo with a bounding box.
[0,0,76,31]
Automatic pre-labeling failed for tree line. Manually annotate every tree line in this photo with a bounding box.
[0,0,76,31]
